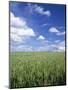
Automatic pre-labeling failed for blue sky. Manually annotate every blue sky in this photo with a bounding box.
[10,2,66,52]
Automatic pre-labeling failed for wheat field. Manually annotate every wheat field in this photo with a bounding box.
[9,52,66,88]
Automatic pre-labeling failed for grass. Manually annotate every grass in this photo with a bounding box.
[9,52,66,88]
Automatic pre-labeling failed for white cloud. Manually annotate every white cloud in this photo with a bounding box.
[10,12,36,43]
[27,3,33,14]
[57,41,65,51]
[36,46,49,51]
[27,3,51,16]
[34,4,51,16]
[58,46,65,51]
[49,27,59,33]
[54,40,60,43]
[11,33,22,42]
[10,12,26,28]
[56,31,65,36]
[16,45,33,51]
[37,35,45,40]
[43,11,51,16]
[49,27,65,36]
[37,40,65,52]
[50,41,65,52]
[11,27,35,37]
[36,40,65,52]
[59,41,65,47]
[42,23,49,27]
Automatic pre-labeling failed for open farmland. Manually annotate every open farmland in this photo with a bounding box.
[10,52,66,88]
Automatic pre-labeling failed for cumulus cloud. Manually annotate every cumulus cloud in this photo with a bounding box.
[27,3,33,14]
[49,27,59,33]
[11,33,22,42]
[58,46,65,51]
[42,23,49,27]
[49,27,65,36]
[11,27,35,37]
[37,35,45,40]
[10,12,26,28]
[37,40,65,52]
[27,3,51,17]
[56,31,65,36]
[54,40,60,43]
[10,12,36,43]
[34,4,51,16]
[50,41,65,52]
[16,45,33,52]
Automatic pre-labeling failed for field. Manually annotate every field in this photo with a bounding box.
[9,52,66,88]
